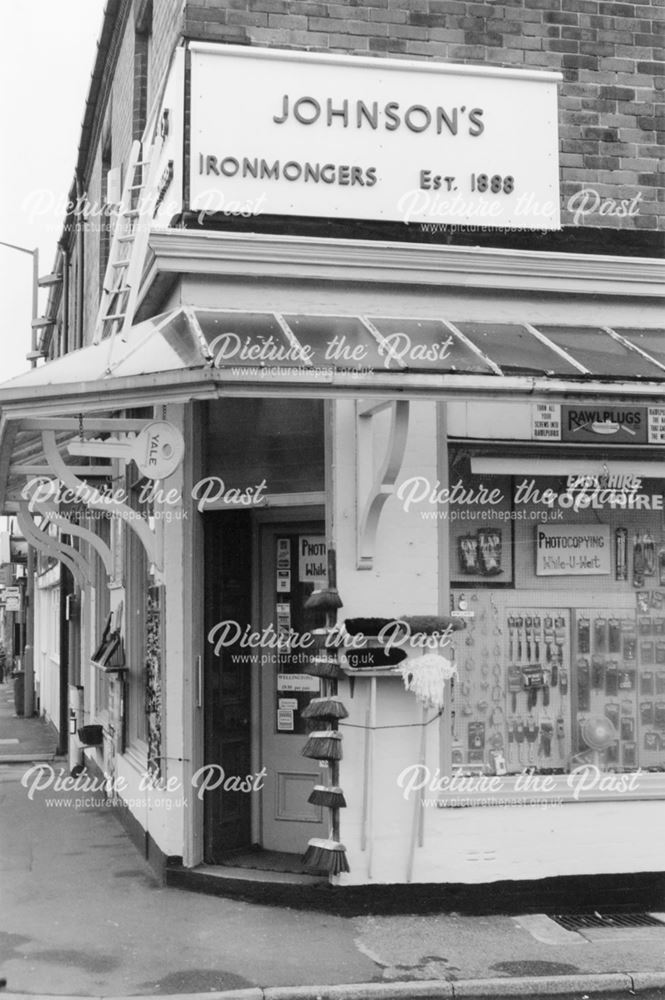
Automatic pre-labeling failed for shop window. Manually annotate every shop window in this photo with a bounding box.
[91,515,111,717]
[443,447,665,792]
[124,469,151,747]
[205,399,325,496]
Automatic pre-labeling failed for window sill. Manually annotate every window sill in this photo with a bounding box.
[429,768,665,807]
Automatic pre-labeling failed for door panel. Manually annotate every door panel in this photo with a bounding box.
[259,524,329,852]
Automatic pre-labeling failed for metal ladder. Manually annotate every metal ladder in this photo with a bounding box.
[93,130,164,348]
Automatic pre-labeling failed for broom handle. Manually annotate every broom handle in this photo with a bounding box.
[360,705,370,851]
[367,675,377,879]
[406,702,427,883]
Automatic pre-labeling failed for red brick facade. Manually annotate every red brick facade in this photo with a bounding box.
[58,0,663,346]
[181,0,664,232]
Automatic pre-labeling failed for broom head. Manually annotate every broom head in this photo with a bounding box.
[302,730,343,760]
[302,696,349,721]
[305,587,343,612]
[308,784,347,808]
[305,653,344,680]
[302,837,350,875]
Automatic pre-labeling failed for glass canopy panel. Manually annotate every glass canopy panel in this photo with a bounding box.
[455,322,581,375]
[612,329,665,372]
[281,315,387,372]
[369,317,495,373]
[195,310,303,368]
[537,326,664,378]
[110,310,207,376]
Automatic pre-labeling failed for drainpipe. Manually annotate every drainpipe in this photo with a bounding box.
[57,565,70,756]
[57,241,70,355]
[74,173,85,350]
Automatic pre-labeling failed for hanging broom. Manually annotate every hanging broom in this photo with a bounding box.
[308,784,347,808]
[302,696,348,721]
[304,549,343,613]
[302,837,350,875]
[304,652,345,680]
[302,730,343,760]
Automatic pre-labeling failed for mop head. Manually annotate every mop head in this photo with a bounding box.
[302,696,349,721]
[302,730,343,760]
[398,652,457,711]
[302,838,350,875]
[305,654,344,679]
[304,587,343,611]
[308,785,347,808]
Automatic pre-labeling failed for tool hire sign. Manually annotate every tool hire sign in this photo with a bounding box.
[188,43,561,229]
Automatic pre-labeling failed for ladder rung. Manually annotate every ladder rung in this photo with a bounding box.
[103,312,127,322]
[117,234,135,242]
[111,260,129,268]
[123,209,141,218]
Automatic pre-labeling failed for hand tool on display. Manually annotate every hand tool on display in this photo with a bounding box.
[609,618,621,653]
[507,719,516,770]
[508,665,522,713]
[577,658,591,712]
[542,667,551,707]
[591,655,605,691]
[525,617,534,662]
[526,717,539,764]
[556,714,565,759]
[540,717,553,759]
[508,616,516,661]
[533,616,542,661]
[641,671,655,696]
[605,660,618,696]
[515,616,524,661]
[594,617,608,652]
[515,718,525,766]
[577,616,590,654]
[559,665,568,696]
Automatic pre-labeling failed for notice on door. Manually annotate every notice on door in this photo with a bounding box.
[536,523,611,576]
[298,536,327,586]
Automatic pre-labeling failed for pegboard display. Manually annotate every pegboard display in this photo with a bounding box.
[448,589,665,775]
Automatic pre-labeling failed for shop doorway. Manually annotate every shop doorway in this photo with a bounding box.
[258,521,329,854]
[203,510,253,861]
[203,513,329,863]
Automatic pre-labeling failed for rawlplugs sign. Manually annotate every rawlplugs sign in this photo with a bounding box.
[561,405,648,444]
[188,43,561,229]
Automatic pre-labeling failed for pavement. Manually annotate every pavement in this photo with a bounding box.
[1,679,665,999]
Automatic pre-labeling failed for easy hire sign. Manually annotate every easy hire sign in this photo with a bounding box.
[188,43,561,229]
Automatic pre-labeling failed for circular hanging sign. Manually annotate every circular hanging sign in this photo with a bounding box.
[134,421,185,480]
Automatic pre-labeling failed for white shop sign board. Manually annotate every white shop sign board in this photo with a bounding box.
[189,43,561,229]
[536,524,611,576]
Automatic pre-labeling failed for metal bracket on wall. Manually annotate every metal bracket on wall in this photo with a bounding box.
[41,429,161,573]
[356,399,410,570]
[17,502,90,589]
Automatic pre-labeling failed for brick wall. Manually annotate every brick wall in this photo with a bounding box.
[182,0,664,232]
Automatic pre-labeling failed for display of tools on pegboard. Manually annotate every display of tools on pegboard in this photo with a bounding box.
[504,609,571,772]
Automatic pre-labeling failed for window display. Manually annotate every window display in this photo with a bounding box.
[446,456,665,779]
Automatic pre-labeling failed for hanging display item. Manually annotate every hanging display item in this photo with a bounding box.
[615,527,628,582]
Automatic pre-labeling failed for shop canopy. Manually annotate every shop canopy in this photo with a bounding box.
[0,307,664,414]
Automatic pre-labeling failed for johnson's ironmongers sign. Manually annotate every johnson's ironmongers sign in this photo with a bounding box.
[188,43,561,229]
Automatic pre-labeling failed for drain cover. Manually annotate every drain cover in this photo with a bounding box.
[551,912,665,931]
